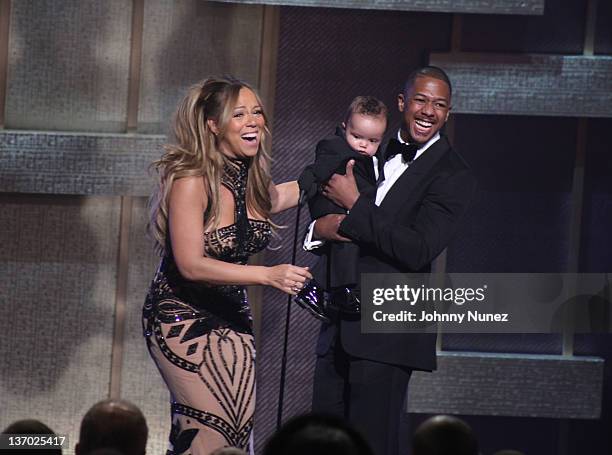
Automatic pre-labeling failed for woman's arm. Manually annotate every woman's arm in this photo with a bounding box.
[269,180,299,214]
[169,176,311,292]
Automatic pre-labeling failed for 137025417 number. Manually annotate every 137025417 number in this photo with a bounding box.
[0,434,67,449]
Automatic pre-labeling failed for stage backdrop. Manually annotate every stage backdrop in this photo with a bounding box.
[0,1,611,455]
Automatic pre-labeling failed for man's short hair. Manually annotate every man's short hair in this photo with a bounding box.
[344,96,388,124]
[263,413,373,455]
[2,419,55,435]
[210,448,248,455]
[77,399,148,455]
[403,66,452,98]
[2,420,61,455]
[413,415,477,455]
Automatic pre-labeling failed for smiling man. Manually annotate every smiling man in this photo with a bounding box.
[308,66,477,455]
[399,71,451,144]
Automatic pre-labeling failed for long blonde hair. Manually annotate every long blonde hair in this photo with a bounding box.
[148,76,273,256]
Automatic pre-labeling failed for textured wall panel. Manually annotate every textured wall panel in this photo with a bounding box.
[138,0,264,133]
[120,198,170,455]
[444,114,577,354]
[255,5,452,452]
[430,54,612,117]
[571,335,612,451]
[460,0,586,54]
[446,114,576,274]
[595,0,612,55]
[255,281,320,453]
[581,118,612,273]
[6,0,132,132]
[0,194,120,452]
[213,0,545,15]
[0,131,165,196]
[442,333,564,356]
[408,352,603,418]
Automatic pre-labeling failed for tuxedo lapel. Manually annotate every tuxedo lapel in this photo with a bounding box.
[361,156,376,183]
[379,135,451,211]
[375,146,387,183]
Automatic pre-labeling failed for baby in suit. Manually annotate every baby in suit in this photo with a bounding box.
[297,96,387,320]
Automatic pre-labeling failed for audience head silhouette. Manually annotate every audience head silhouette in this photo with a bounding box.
[209,448,248,455]
[88,450,124,455]
[413,415,478,455]
[1,419,61,455]
[263,413,373,455]
[76,399,148,455]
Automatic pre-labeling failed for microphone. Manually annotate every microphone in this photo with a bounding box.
[299,189,310,207]
[297,165,318,207]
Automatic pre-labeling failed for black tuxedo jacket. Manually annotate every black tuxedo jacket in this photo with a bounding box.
[308,132,375,288]
[316,134,476,371]
[308,131,375,220]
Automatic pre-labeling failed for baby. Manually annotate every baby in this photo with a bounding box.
[298,96,388,321]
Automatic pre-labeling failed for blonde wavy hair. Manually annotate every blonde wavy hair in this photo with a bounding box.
[148,76,273,256]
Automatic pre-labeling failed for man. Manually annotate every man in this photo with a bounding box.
[304,66,476,455]
[263,413,374,455]
[1,419,61,455]
[75,399,148,455]
[412,415,479,455]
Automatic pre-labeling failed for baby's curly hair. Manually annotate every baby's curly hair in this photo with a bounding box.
[344,96,388,124]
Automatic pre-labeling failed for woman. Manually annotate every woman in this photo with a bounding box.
[144,77,311,455]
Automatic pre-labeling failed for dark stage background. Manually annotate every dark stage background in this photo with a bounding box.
[0,1,610,454]
[258,2,612,455]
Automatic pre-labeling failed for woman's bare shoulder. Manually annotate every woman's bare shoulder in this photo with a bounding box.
[170,175,207,207]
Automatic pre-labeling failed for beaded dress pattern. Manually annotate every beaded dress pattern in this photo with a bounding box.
[143,160,271,454]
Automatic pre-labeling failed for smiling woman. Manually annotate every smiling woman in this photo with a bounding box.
[207,87,266,160]
[143,77,311,455]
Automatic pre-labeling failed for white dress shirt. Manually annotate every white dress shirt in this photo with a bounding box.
[303,131,441,250]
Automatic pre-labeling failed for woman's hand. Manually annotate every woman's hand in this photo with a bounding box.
[264,264,312,295]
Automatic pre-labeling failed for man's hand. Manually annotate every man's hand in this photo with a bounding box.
[313,214,350,242]
[322,160,360,210]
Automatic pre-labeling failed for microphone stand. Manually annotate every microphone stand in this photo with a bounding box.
[276,190,307,430]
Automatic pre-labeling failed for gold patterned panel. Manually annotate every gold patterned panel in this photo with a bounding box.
[0,194,120,452]
[137,0,264,133]
[120,197,171,455]
[5,0,132,132]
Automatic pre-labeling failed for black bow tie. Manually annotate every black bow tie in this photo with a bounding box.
[384,138,421,163]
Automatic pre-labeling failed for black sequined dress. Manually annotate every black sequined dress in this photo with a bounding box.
[143,159,271,455]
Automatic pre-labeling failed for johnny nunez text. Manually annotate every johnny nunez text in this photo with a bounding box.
[372,310,509,323]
